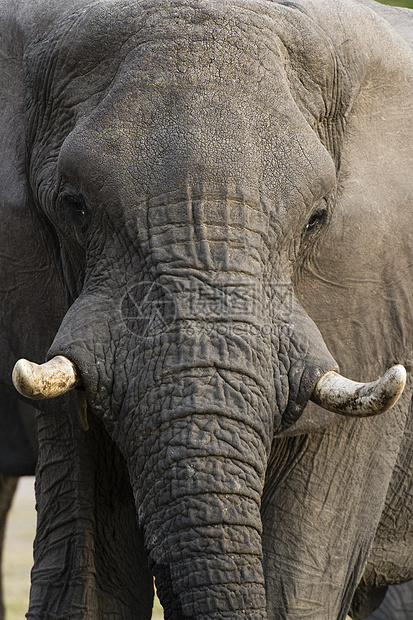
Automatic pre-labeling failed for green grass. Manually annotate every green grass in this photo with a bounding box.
[3,478,35,620]
[153,596,164,619]
[378,0,413,7]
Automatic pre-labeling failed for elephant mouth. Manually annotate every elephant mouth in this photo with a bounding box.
[12,354,406,419]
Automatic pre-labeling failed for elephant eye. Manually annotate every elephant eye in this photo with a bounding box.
[60,188,87,218]
[305,207,327,232]
[69,197,86,217]
[56,184,90,245]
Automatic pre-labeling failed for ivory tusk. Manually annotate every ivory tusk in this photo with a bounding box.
[12,355,81,400]
[311,364,407,417]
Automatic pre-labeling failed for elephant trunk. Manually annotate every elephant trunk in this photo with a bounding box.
[130,382,270,619]
[117,308,274,617]
[141,456,268,618]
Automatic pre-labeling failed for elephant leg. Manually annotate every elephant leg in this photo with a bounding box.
[261,412,407,620]
[0,474,18,620]
[351,404,413,620]
[28,398,154,620]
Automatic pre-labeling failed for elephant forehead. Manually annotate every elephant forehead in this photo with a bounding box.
[29,0,337,207]
[27,0,341,131]
[58,77,335,219]
[27,0,283,92]
[56,34,335,206]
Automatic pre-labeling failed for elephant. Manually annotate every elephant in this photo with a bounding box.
[0,0,413,618]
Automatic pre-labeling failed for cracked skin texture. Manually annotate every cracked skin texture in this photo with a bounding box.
[0,0,413,618]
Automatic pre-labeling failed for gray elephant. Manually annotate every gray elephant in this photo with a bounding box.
[1,0,412,619]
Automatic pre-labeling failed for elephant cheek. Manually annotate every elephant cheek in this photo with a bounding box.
[128,386,269,618]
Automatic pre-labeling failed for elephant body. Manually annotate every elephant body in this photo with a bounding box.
[0,0,413,619]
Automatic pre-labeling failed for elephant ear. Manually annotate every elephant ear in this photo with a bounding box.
[293,0,413,430]
[0,2,69,389]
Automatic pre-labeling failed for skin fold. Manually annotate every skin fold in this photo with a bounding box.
[0,0,412,618]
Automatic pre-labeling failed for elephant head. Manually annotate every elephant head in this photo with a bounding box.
[1,0,412,618]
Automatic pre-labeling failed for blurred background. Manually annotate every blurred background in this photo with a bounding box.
[3,0,413,618]
[379,0,413,5]
[380,0,413,5]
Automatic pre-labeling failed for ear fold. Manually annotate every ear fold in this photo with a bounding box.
[296,1,413,385]
[0,5,67,389]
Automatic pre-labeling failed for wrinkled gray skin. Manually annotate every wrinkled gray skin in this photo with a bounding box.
[1,0,413,618]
